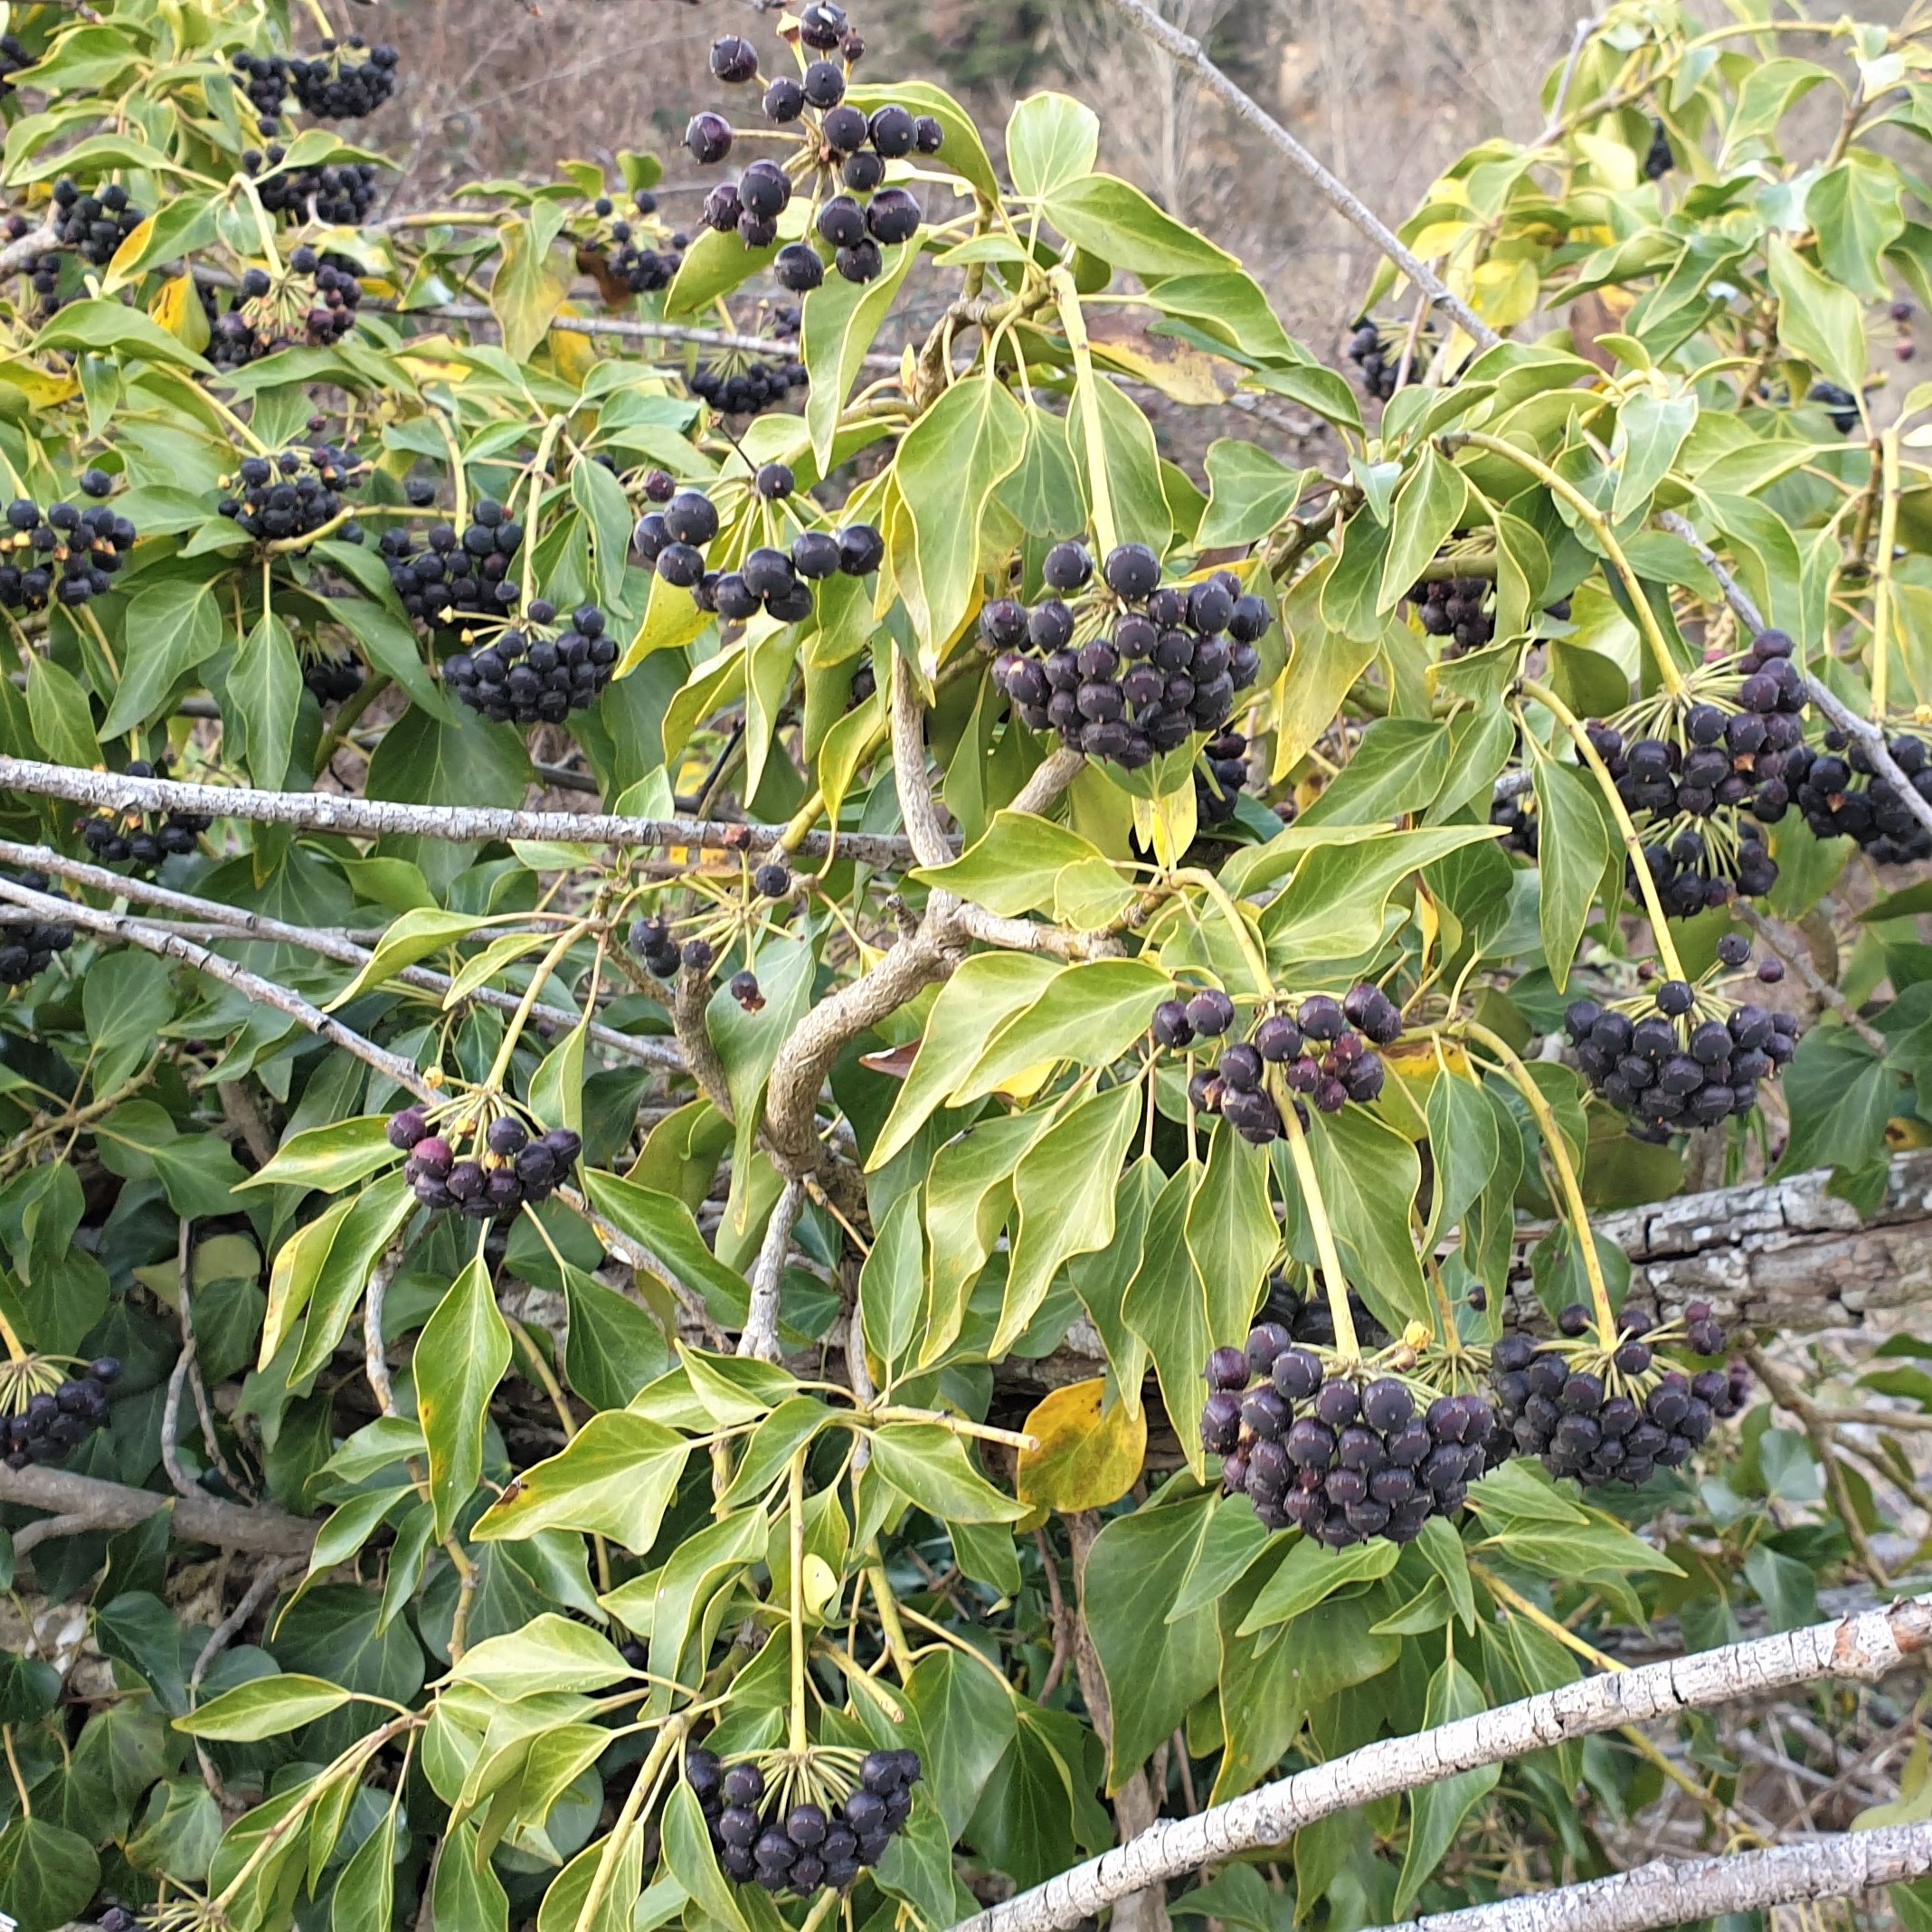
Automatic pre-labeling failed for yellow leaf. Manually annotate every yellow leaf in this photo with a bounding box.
[1087,328,1230,406]
[150,272,208,354]
[991,1059,1058,1103]
[1469,257,1540,332]
[1015,1378,1147,1512]
[547,301,601,389]
[616,571,711,678]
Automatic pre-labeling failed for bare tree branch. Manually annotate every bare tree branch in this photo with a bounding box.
[0,836,687,1075]
[1359,1821,1932,1932]
[740,1178,806,1363]
[0,755,924,866]
[1091,0,1501,351]
[0,875,436,1101]
[0,1462,316,1557]
[945,1594,1932,1932]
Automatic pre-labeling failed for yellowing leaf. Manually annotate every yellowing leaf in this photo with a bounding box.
[150,272,209,354]
[1015,1378,1147,1511]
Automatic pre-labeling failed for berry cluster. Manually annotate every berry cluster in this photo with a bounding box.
[1587,636,1807,914]
[204,251,363,368]
[692,308,808,418]
[289,40,400,118]
[303,651,365,706]
[1491,781,1538,857]
[389,1109,582,1219]
[443,601,617,724]
[688,1747,921,1895]
[3,1357,119,1471]
[694,6,942,291]
[51,175,141,264]
[634,478,883,624]
[219,441,365,544]
[1347,320,1415,402]
[1202,1325,1495,1546]
[1564,941,1798,1140]
[1492,1303,1747,1489]
[0,872,73,986]
[379,497,524,629]
[1808,382,1861,435]
[0,35,31,92]
[1643,118,1673,181]
[1784,729,1932,866]
[631,888,788,1010]
[1195,730,1251,828]
[246,144,381,224]
[1410,575,1495,655]
[575,187,686,297]
[987,542,1268,772]
[1159,984,1399,1144]
[0,486,135,611]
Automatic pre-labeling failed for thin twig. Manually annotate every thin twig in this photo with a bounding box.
[741,1178,806,1363]
[0,1461,315,1556]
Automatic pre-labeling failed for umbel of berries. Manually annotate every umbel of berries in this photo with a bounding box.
[688,1744,922,1894]
[1409,573,1495,656]
[2,1351,121,1471]
[390,1108,582,1220]
[1564,935,1798,1141]
[1491,1299,1748,1490]
[574,185,686,296]
[987,539,1269,772]
[1156,983,1400,1145]
[78,758,212,873]
[0,490,136,611]
[443,601,618,724]
[1586,630,1808,914]
[1785,724,1932,866]
[0,869,74,987]
[1347,318,1416,402]
[382,497,524,630]
[219,441,365,545]
[692,3,942,287]
[1201,1322,1496,1547]
[633,481,884,626]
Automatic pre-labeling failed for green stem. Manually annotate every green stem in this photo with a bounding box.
[1452,431,1684,698]
[1464,1021,1618,1344]
[1051,267,1119,556]
[1273,1086,1361,1362]
[482,920,588,1091]
[789,1448,810,1755]
[1519,677,1687,983]
[1872,425,1901,721]
[521,415,567,610]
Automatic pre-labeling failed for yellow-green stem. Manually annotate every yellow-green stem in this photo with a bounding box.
[483,920,589,1091]
[1872,425,1902,721]
[521,415,567,609]
[1051,267,1119,556]
[0,1305,28,1361]
[864,1542,914,1682]
[789,1448,810,1754]
[1453,432,1684,697]
[1274,1090,1361,1361]
[1519,677,1687,984]
[576,1716,690,1928]
[1464,1021,1618,1343]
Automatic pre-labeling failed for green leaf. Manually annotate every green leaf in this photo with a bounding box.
[103,189,220,291]
[24,656,98,772]
[562,1264,670,1412]
[1772,1023,1895,1184]
[1182,1128,1276,1355]
[491,213,570,361]
[666,224,778,319]
[1298,718,1451,827]
[570,453,635,610]
[239,1116,399,1194]
[914,810,1132,925]
[1066,356,1171,554]
[848,77,1000,201]
[949,958,1170,1105]
[1042,175,1238,279]
[1083,1492,1220,1786]
[328,907,489,1007]
[1260,824,1501,964]
[662,1784,752,1932]
[1808,151,1907,301]
[860,1190,925,1379]
[1377,449,1468,614]
[582,1170,752,1317]
[1394,1656,1500,1914]
[330,1801,396,1932]
[1301,1105,1428,1333]
[871,954,1063,1168]
[176,1674,352,1740]
[1007,91,1100,198]
[1531,755,1613,990]
[1767,235,1868,395]
[1425,1072,1501,1237]
[893,376,1028,664]
[34,297,210,371]
[447,1615,630,1698]
[803,240,919,472]
[1236,1536,1398,1634]
[99,578,223,736]
[472,1412,688,1555]
[999,1082,1144,1354]
[904,1648,1018,1840]
[1610,392,1699,524]
[868,1423,1026,1522]
[1197,440,1308,548]
[0,1816,101,1932]
[431,1822,509,1932]
[228,611,303,788]
[417,1255,513,1541]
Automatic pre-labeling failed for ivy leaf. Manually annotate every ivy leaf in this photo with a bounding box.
[417,1255,513,1541]
[24,656,99,772]
[491,212,570,359]
[226,610,303,788]
[175,1674,352,1741]
[904,1648,1018,1840]
[0,1815,101,1932]
[473,1412,689,1555]
[1006,91,1099,199]
[1198,440,1308,548]
[562,1264,670,1412]
[99,579,222,737]
[1767,235,1868,395]
[1016,1378,1147,1512]
[1377,448,1468,613]
[1531,754,1613,990]
[868,1424,1026,1523]
[803,239,920,473]
[1299,1105,1429,1333]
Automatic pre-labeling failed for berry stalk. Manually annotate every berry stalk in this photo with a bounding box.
[1050,268,1120,558]
[1520,677,1689,984]
[789,1446,810,1757]
[1272,1085,1362,1363]
[1872,423,1902,721]
[482,917,591,1092]
[1450,433,1687,699]
[1464,1020,1619,1346]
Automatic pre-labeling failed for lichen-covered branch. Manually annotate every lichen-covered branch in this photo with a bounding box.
[946,1596,1932,1932]
[0,1462,316,1557]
